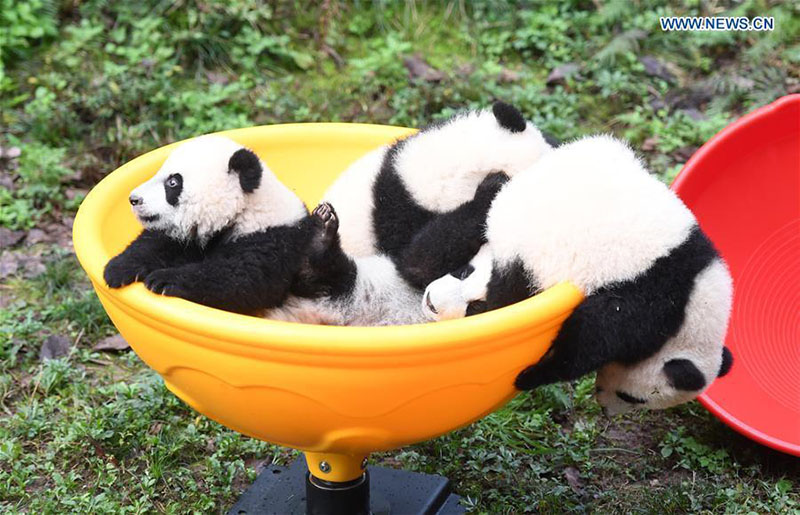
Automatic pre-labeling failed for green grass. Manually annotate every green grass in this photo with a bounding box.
[2,0,799,512]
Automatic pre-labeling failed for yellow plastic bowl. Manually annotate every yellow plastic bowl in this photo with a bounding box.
[73,123,583,481]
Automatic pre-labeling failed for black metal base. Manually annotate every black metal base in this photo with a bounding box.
[228,457,464,515]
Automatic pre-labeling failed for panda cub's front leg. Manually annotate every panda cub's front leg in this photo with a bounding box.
[104,230,196,288]
[143,265,199,300]
[142,227,309,313]
[143,256,283,314]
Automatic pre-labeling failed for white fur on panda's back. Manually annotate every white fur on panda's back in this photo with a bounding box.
[322,146,388,257]
[486,135,696,294]
[395,111,550,212]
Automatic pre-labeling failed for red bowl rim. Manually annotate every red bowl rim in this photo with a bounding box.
[671,94,800,456]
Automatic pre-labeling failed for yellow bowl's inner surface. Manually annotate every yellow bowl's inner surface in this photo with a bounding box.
[73,123,583,480]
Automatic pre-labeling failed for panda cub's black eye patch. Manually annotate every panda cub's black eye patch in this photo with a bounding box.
[616,391,647,404]
[450,263,475,281]
[164,173,183,206]
[465,300,487,316]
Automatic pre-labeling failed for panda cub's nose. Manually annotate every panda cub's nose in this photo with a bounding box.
[129,195,143,206]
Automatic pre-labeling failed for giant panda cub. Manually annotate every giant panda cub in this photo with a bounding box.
[424,135,734,412]
[104,135,311,314]
[323,102,552,290]
[486,135,735,397]
[267,165,512,326]
[422,254,734,413]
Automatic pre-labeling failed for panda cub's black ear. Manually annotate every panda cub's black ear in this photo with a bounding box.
[663,358,706,391]
[718,346,733,377]
[491,101,526,133]
[228,148,262,193]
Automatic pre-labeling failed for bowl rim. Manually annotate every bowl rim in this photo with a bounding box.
[73,122,584,357]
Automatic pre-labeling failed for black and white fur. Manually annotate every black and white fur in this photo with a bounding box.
[266,203,426,326]
[486,135,734,395]
[595,325,734,415]
[422,244,493,321]
[103,135,311,314]
[323,102,552,290]
[425,135,734,411]
[266,159,514,326]
[423,247,734,412]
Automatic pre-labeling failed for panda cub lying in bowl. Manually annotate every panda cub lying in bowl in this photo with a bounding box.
[267,102,550,324]
[422,135,734,414]
[104,135,311,315]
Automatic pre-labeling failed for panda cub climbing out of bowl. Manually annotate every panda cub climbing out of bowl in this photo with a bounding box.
[424,135,734,412]
[104,135,312,314]
[423,256,734,412]
[323,101,552,290]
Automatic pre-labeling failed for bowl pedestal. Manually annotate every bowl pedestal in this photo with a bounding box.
[228,455,463,514]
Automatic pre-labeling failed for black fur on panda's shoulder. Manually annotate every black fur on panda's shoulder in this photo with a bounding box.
[140,222,316,314]
[228,148,262,193]
[515,225,720,390]
[372,141,437,261]
[486,257,539,310]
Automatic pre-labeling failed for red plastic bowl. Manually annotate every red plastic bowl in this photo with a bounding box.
[671,94,800,456]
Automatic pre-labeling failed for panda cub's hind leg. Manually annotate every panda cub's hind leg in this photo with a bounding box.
[473,171,510,210]
[310,202,339,252]
[292,202,357,299]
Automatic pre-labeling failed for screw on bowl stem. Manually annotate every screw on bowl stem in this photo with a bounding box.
[361,458,368,469]
[319,461,331,473]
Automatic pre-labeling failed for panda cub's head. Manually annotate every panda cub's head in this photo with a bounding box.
[595,346,733,415]
[422,246,493,320]
[128,135,280,245]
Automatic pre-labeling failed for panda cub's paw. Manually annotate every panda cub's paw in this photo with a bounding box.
[514,363,556,391]
[310,202,339,250]
[474,172,510,208]
[104,255,149,288]
[144,268,189,298]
